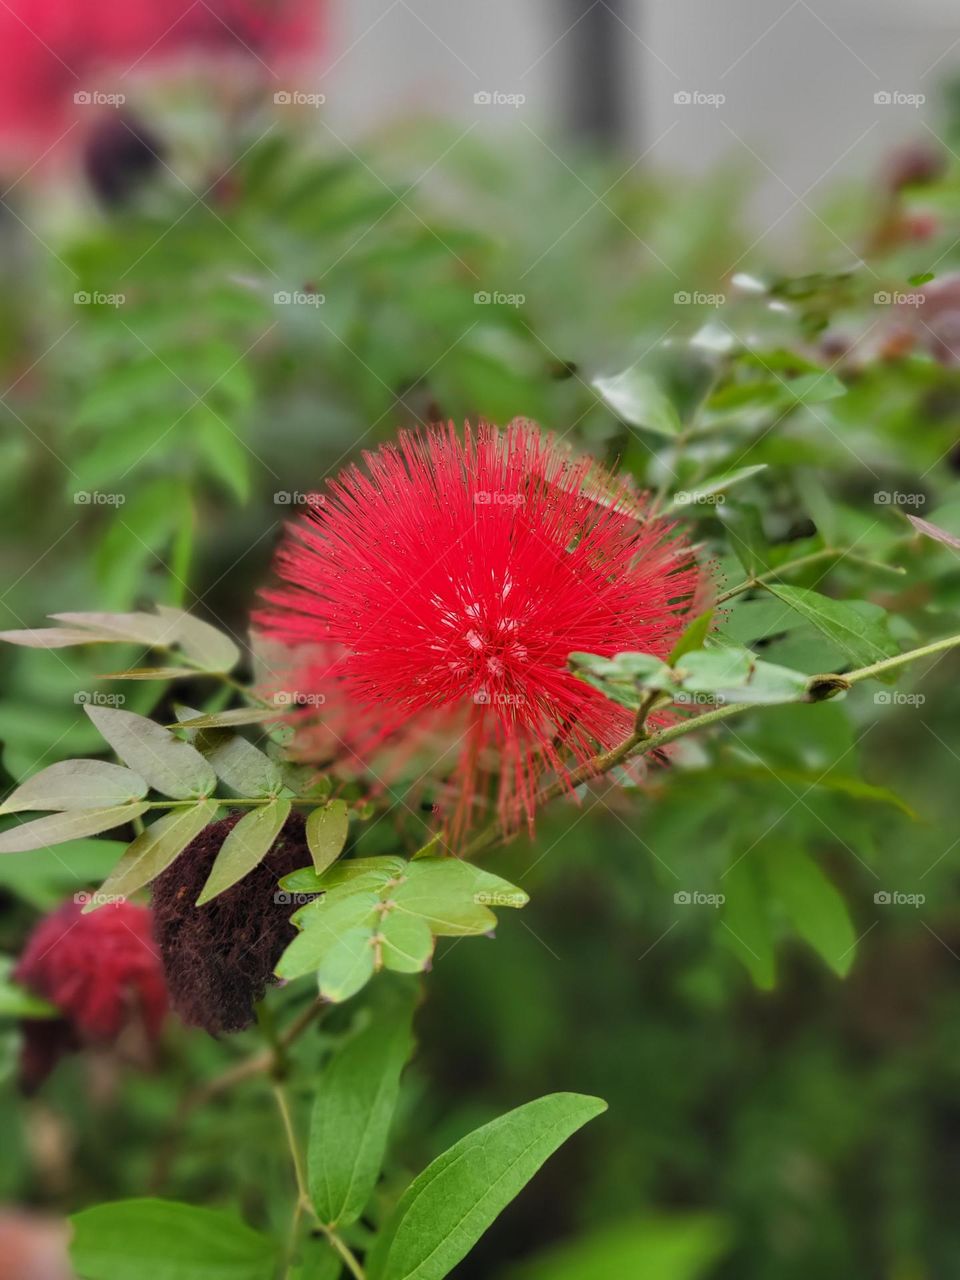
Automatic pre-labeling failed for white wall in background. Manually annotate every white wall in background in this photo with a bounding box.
[316,1,960,230]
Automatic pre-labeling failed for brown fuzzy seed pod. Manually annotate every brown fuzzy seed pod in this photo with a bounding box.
[151,812,310,1035]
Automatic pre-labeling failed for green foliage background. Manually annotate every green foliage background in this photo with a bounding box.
[4,75,960,1280]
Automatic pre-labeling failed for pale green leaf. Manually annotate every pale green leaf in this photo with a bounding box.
[92,800,217,903]
[0,803,149,854]
[86,705,216,799]
[0,760,147,814]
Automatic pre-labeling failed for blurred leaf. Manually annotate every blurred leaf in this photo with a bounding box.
[770,847,857,977]
[504,1214,730,1280]
[907,513,960,551]
[0,958,58,1019]
[70,1199,280,1280]
[593,369,681,438]
[720,859,775,989]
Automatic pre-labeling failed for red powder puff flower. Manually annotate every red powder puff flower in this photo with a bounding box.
[0,0,323,165]
[256,421,703,840]
[14,898,167,1090]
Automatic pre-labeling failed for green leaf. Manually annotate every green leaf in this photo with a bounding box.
[306,801,350,875]
[782,371,846,403]
[309,994,416,1227]
[193,407,252,503]
[174,707,283,730]
[276,892,381,981]
[367,1093,607,1280]
[506,1214,730,1280]
[85,705,216,799]
[668,609,715,664]
[203,733,283,797]
[0,760,147,814]
[196,799,291,905]
[99,667,199,680]
[0,839,125,909]
[667,465,767,513]
[592,369,682,437]
[765,585,899,670]
[69,1198,280,1280]
[391,860,522,936]
[720,859,775,989]
[0,803,149,853]
[0,957,58,1018]
[92,800,217,903]
[381,912,435,973]
[275,857,528,1001]
[769,847,857,977]
[720,504,770,577]
[315,927,378,1003]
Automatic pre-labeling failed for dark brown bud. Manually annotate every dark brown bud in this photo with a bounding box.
[151,812,310,1035]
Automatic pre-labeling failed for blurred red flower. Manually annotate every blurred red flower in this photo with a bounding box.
[256,422,703,839]
[14,898,167,1089]
[0,0,323,162]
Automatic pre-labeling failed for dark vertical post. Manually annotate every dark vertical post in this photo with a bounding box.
[565,0,630,144]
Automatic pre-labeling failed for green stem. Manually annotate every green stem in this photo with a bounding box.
[462,628,960,860]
